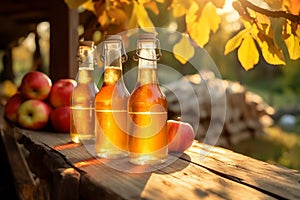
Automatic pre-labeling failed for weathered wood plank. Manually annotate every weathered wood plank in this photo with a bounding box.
[0,126,52,200]
[2,110,300,200]
[0,127,36,200]
[186,142,300,199]
[74,153,275,200]
[14,127,280,199]
[11,128,280,199]
[52,168,81,200]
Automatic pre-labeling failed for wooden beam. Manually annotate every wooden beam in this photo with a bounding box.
[48,0,78,82]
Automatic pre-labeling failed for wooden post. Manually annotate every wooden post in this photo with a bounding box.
[52,168,80,200]
[48,0,78,82]
[0,47,14,82]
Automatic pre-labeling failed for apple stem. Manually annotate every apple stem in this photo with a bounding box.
[177,116,181,122]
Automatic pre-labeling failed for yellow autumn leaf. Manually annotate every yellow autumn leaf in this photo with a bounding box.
[0,80,18,98]
[138,0,152,4]
[127,2,138,30]
[264,0,283,9]
[156,0,164,3]
[284,24,300,60]
[64,0,88,9]
[144,0,159,15]
[82,0,95,12]
[98,10,110,28]
[186,2,220,47]
[249,23,285,65]
[136,2,155,33]
[238,35,259,70]
[172,0,193,18]
[205,3,221,33]
[255,12,270,27]
[287,0,300,15]
[285,33,300,59]
[211,0,225,8]
[173,34,195,64]
[186,2,208,48]
[254,35,285,65]
[107,7,127,26]
[224,29,249,55]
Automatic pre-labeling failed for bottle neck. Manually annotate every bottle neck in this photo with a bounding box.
[103,42,124,85]
[104,48,122,70]
[76,69,94,84]
[137,47,158,85]
[77,47,94,84]
[78,41,94,71]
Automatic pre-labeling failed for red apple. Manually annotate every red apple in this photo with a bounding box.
[19,71,52,100]
[4,92,25,122]
[17,99,52,130]
[50,106,70,133]
[167,120,195,152]
[49,79,76,108]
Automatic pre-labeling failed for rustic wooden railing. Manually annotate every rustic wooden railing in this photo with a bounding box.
[1,107,300,200]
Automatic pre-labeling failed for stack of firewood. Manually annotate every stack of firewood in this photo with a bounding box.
[163,70,274,148]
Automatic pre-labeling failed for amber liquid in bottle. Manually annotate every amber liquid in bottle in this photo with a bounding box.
[70,41,98,144]
[95,36,129,159]
[128,36,168,165]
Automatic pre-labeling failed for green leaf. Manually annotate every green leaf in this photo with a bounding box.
[173,34,195,64]
[238,35,259,70]
[224,29,249,55]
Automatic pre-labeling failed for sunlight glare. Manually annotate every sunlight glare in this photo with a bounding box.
[167,21,178,33]
[37,22,50,40]
[217,0,235,15]
[217,0,242,32]
[22,33,36,52]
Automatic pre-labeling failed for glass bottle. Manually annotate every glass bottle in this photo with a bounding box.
[128,33,168,165]
[70,41,98,144]
[94,35,129,159]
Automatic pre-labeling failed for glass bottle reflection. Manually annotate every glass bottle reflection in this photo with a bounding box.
[94,35,129,159]
[128,34,168,165]
[70,41,98,144]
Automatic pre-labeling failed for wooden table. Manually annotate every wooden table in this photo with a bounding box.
[1,108,300,200]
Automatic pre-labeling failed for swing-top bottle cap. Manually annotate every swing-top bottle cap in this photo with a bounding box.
[79,40,94,47]
[101,34,127,62]
[77,40,95,65]
[134,33,161,61]
[105,35,122,41]
[138,33,157,40]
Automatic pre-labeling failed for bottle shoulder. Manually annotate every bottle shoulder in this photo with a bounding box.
[95,83,129,100]
[129,83,167,109]
[74,83,98,92]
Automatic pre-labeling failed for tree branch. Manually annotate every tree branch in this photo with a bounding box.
[237,0,300,23]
